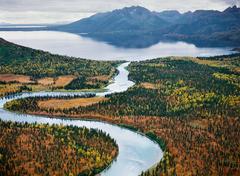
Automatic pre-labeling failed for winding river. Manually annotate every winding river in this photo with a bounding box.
[0,62,163,176]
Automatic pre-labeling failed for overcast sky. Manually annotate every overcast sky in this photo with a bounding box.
[0,0,239,24]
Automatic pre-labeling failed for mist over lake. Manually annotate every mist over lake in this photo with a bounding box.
[0,31,234,61]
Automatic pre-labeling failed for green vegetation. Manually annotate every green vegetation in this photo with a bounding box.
[0,84,32,98]
[0,38,122,94]
[141,151,176,176]
[145,132,166,151]
[0,119,118,176]
[44,55,239,118]
[4,94,95,113]
[64,76,108,90]
[0,38,121,78]
[3,54,240,175]
[213,72,240,88]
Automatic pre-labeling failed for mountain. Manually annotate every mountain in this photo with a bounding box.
[153,10,181,23]
[55,5,240,48]
[55,6,169,33]
[232,47,240,52]
[168,6,240,35]
[161,6,240,46]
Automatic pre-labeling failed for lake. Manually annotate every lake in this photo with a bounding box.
[0,31,234,61]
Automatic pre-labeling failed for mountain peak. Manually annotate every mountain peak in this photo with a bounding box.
[122,5,149,11]
[56,5,169,33]
[56,5,240,40]
[224,5,240,13]
[114,5,151,15]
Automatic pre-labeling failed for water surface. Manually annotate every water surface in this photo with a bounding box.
[0,63,162,176]
[0,31,234,61]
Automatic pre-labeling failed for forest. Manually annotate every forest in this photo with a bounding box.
[6,54,240,175]
[25,54,239,118]
[0,119,118,176]
[0,38,121,78]
[64,76,109,90]
[0,83,31,98]
[0,38,121,94]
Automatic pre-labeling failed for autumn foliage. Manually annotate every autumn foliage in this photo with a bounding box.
[0,120,118,176]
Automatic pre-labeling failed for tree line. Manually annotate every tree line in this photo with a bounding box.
[0,119,118,176]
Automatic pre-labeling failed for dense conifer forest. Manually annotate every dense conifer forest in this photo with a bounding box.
[0,38,121,94]
[0,120,118,176]
[7,54,240,175]
[0,38,120,78]
[24,54,238,119]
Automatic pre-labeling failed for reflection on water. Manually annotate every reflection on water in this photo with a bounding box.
[0,31,234,61]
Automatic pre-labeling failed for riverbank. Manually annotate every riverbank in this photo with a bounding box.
[0,62,163,176]
[6,101,239,175]
[0,119,118,176]
[1,36,239,175]
[3,105,171,175]
[7,54,239,175]
[0,37,123,98]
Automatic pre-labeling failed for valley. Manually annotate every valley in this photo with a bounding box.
[2,39,239,175]
[0,4,240,176]
[0,4,240,175]
[0,39,163,175]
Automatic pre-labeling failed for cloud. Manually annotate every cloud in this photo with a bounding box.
[216,0,240,6]
[0,0,238,24]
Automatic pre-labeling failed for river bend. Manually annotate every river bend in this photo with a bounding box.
[0,62,163,176]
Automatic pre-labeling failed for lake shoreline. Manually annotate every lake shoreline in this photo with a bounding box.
[0,31,236,61]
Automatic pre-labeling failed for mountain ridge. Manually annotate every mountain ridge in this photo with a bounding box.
[54,5,240,48]
[57,6,169,33]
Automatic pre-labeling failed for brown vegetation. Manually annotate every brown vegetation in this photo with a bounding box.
[9,54,239,175]
[37,75,76,88]
[2,51,240,175]
[0,120,118,176]
[0,74,33,83]
[0,83,31,98]
[37,75,76,87]
[7,106,239,175]
[139,82,158,89]
[38,97,108,110]
[37,77,55,85]
[54,75,76,87]
[89,75,111,81]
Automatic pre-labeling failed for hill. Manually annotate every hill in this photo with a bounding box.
[0,38,121,94]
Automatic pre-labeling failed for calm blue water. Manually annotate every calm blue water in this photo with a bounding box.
[0,31,234,61]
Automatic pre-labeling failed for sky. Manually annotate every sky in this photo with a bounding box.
[0,0,239,24]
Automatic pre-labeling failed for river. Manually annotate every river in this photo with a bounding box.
[0,63,163,176]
